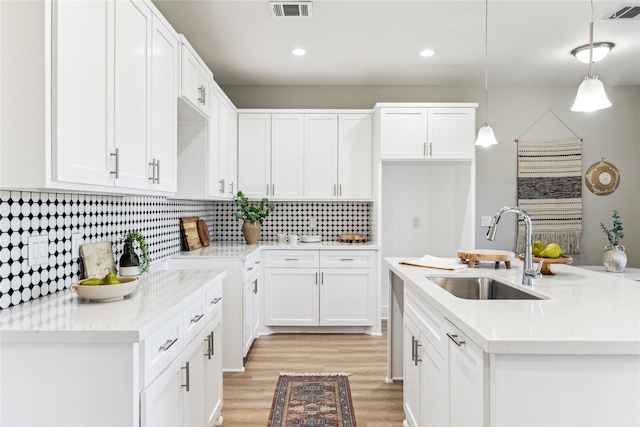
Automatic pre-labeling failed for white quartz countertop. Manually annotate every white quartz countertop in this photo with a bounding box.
[0,270,225,344]
[172,241,380,261]
[386,257,640,355]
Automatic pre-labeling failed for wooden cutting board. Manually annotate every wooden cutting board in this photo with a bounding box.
[457,249,513,269]
[79,241,116,279]
[181,217,203,251]
[197,219,210,247]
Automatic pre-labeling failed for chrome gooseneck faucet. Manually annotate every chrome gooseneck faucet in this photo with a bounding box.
[487,207,543,287]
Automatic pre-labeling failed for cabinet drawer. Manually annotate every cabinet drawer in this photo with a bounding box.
[205,281,223,321]
[183,294,207,345]
[320,250,375,268]
[243,251,262,282]
[264,250,319,268]
[142,312,183,387]
[405,285,446,357]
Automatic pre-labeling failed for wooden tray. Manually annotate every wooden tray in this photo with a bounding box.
[180,217,203,251]
[518,254,573,275]
[458,249,513,269]
[197,219,210,247]
[338,234,367,243]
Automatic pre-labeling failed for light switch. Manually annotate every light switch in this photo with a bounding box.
[28,235,49,267]
[481,216,493,227]
[72,233,82,259]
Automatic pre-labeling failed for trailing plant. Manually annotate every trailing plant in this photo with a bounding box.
[233,191,275,223]
[118,230,151,273]
[600,210,624,246]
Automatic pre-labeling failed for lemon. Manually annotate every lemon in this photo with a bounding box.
[103,273,121,285]
[80,278,103,286]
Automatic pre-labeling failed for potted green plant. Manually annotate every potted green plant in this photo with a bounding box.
[118,230,151,276]
[600,210,626,272]
[234,191,275,244]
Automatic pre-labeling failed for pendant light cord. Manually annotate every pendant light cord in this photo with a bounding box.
[483,0,489,126]
[588,0,594,77]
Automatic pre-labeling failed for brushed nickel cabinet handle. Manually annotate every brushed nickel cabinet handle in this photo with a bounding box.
[110,149,119,178]
[447,333,465,347]
[315,272,318,285]
[155,159,160,183]
[181,362,190,391]
[211,297,222,305]
[159,337,178,352]
[148,160,155,181]
[204,334,212,359]
[190,313,204,324]
[219,179,225,193]
[429,142,433,158]
[339,184,342,196]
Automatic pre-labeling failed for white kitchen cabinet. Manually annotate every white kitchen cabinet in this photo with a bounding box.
[303,113,372,200]
[238,114,272,199]
[238,113,304,199]
[402,282,485,427]
[1,0,178,195]
[377,104,476,160]
[180,41,213,118]
[218,97,238,198]
[204,319,224,427]
[264,250,375,327]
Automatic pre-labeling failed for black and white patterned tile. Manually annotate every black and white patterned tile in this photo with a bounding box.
[0,191,372,309]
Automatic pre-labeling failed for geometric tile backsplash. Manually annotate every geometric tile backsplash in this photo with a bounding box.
[0,190,371,309]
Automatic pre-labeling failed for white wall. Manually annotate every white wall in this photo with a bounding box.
[224,84,640,269]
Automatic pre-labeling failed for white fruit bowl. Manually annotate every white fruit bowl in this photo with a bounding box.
[70,277,139,302]
[300,235,321,243]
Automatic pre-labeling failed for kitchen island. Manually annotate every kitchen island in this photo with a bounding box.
[0,269,226,427]
[385,257,640,427]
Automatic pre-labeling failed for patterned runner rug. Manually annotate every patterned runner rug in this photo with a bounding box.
[267,373,356,427]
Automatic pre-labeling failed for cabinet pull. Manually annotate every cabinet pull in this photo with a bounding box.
[340,258,354,261]
[315,272,318,285]
[148,160,155,181]
[229,181,234,195]
[414,341,422,365]
[110,149,119,179]
[255,260,261,264]
[447,333,465,347]
[181,362,190,391]
[423,143,427,158]
[253,280,257,294]
[284,258,299,261]
[204,334,212,359]
[190,313,204,324]
[266,184,270,195]
[219,179,225,193]
[159,337,178,352]
[411,336,416,361]
[155,159,160,183]
[211,297,222,305]
[321,271,324,285]
[339,184,342,196]
[198,85,203,104]
[210,331,215,356]
[202,85,206,104]
[429,142,433,158]
[247,266,255,272]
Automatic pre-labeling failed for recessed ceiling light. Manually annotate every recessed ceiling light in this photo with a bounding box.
[571,42,614,63]
[418,48,438,57]
[290,48,307,56]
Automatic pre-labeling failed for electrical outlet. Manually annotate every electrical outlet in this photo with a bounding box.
[28,235,49,267]
[481,216,493,227]
[412,217,420,228]
[72,233,82,259]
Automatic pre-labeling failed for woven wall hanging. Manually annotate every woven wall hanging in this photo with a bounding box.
[585,159,620,195]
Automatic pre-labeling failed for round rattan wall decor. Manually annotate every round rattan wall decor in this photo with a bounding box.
[585,160,620,195]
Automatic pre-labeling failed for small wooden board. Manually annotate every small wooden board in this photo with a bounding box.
[79,241,116,279]
[518,254,573,275]
[458,249,513,269]
[197,219,211,247]
[180,217,203,251]
[338,234,367,243]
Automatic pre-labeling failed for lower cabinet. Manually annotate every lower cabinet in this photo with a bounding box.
[263,250,376,327]
[403,283,486,427]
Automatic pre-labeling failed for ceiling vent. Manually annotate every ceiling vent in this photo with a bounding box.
[270,2,312,18]
[606,4,640,19]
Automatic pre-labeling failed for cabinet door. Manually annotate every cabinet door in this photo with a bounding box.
[251,273,261,337]
[113,0,151,190]
[220,100,238,198]
[271,114,304,199]
[422,334,449,427]
[403,316,422,427]
[181,45,201,109]
[304,114,338,199]
[183,341,206,427]
[428,108,475,160]
[204,320,223,427]
[207,88,222,197]
[150,15,178,193]
[52,0,112,186]
[379,108,427,160]
[447,322,486,427]
[140,361,183,427]
[242,277,255,356]
[199,70,213,117]
[320,268,374,326]
[338,114,372,199]
[264,268,319,326]
[238,114,271,198]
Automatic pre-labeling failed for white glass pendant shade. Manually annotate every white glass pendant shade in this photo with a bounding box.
[475,125,498,147]
[571,76,612,112]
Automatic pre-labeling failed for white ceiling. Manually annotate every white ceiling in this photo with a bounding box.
[151,0,640,87]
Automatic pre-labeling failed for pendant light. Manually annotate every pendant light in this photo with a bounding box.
[475,0,498,147]
[571,0,612,112]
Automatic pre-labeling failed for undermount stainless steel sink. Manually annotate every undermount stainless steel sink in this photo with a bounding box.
[426,276,543,300]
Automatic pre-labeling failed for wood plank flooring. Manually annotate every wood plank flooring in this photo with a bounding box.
[221,322,404,426]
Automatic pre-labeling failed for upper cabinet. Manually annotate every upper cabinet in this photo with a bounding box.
[238,111,372,201]
[180,40,214,119]
[376,104,476,160]
[0,0,179,195]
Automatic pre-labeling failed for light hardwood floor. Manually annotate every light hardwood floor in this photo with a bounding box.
[221,322,404,426]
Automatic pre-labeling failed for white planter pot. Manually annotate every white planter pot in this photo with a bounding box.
[603,244,627,273]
